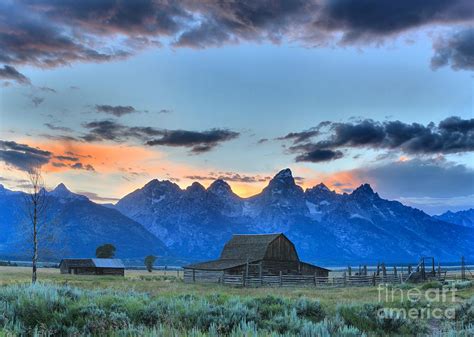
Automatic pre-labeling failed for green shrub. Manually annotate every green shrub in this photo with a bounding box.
[453,281,473,290]
[336,302,423,335]
[295,297,325,322]
[420,281,443,290]
[455,296,474,326]
[1,282,465,336]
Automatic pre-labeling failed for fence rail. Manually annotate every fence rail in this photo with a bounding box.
[184,256,474,288]
[185,270,410,288]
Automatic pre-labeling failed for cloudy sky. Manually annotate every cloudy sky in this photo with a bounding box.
[0,0,473,214]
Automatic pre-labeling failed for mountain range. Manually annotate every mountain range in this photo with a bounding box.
[434,209,474,228]
[1,168,473,265]
[115,168,473,264]
[0,184,168,261]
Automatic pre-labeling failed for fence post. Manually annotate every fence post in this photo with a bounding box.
[192,269,195,283]
[363,265,367,276]
[408,265,412,275]
[372,273,376,286]
[461,256,466,280]
[432,258,435,275]
[393,266,397,277]
[314,272,317,286]
[348,266,352,276]
[438,262,441,278]
[279,271,282,287]
[242,271,246,287]
[245,259,249,286]
[421,259,426,281]
[376,262,380,275]
[343,271,347,286]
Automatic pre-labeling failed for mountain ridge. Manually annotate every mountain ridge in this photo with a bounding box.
[2,170,473,265]
[0,184,169,261]
[114,168,474,264]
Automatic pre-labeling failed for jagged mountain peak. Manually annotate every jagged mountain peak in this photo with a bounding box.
[266,168,299,191]
[208,179,233,196]
[315,182,330,191]
[144,178,179,190]
[351,183,376,197]
[53,182,69,192]
[49,183,87,201]
[186,181,206,193]
[273,168,293,181]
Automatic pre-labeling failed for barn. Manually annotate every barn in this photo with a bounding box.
[59,258,125,276]
[184,233,329,284]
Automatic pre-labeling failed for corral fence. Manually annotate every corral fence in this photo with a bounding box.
[223,273,405,288]
[184,269,406,288]
[184,257,473,288]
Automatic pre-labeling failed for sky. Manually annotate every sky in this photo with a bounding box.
[0,0,473,214]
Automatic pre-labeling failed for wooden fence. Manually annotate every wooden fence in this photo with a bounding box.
[184,269,406,288]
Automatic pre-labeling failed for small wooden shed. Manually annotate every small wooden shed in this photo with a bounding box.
[59,258,125,276]
[184,233,329,284]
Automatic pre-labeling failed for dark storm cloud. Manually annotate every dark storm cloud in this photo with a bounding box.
[431,28,474,71]
[282,116,474,162]
[316,0,473,43]
[55,155,78,162]
[146,129,240,153]
[2,0,472,71]
[95,104,136,117]
[295,148,344,163]
[0,140,52,171]
[0,65,31,85]
[51,162,67,168]
[82,120,239,153]
[277,128,320,144]
[0,1,131,68]
[81,120,138,142]
[70,162,95,171]
[173,0,316,48]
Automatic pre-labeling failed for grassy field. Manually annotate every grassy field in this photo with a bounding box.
[1,266,473,336]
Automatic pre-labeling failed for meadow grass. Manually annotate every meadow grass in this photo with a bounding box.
[1,267,473,336]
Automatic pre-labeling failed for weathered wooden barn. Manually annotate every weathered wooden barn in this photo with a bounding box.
[184,233,329,284]
[59,258,125,276]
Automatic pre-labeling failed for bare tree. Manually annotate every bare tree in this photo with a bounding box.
[23,168,48,284]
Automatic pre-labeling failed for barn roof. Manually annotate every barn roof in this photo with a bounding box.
[60,258,125,269]
[185,259,249,271]
[92,258,125,268]
[219,233,283,260]
[183,233,330,272]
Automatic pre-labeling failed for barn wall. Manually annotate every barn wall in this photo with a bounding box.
[299,263,329,277]
[183,269,224,283]
[97,268,125,276]
[74,267,98,275]
[264,236,298,261]
[261,260,300,275]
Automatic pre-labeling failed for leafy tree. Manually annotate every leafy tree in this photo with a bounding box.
[96,243,116,258]
[144,255,156,272]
